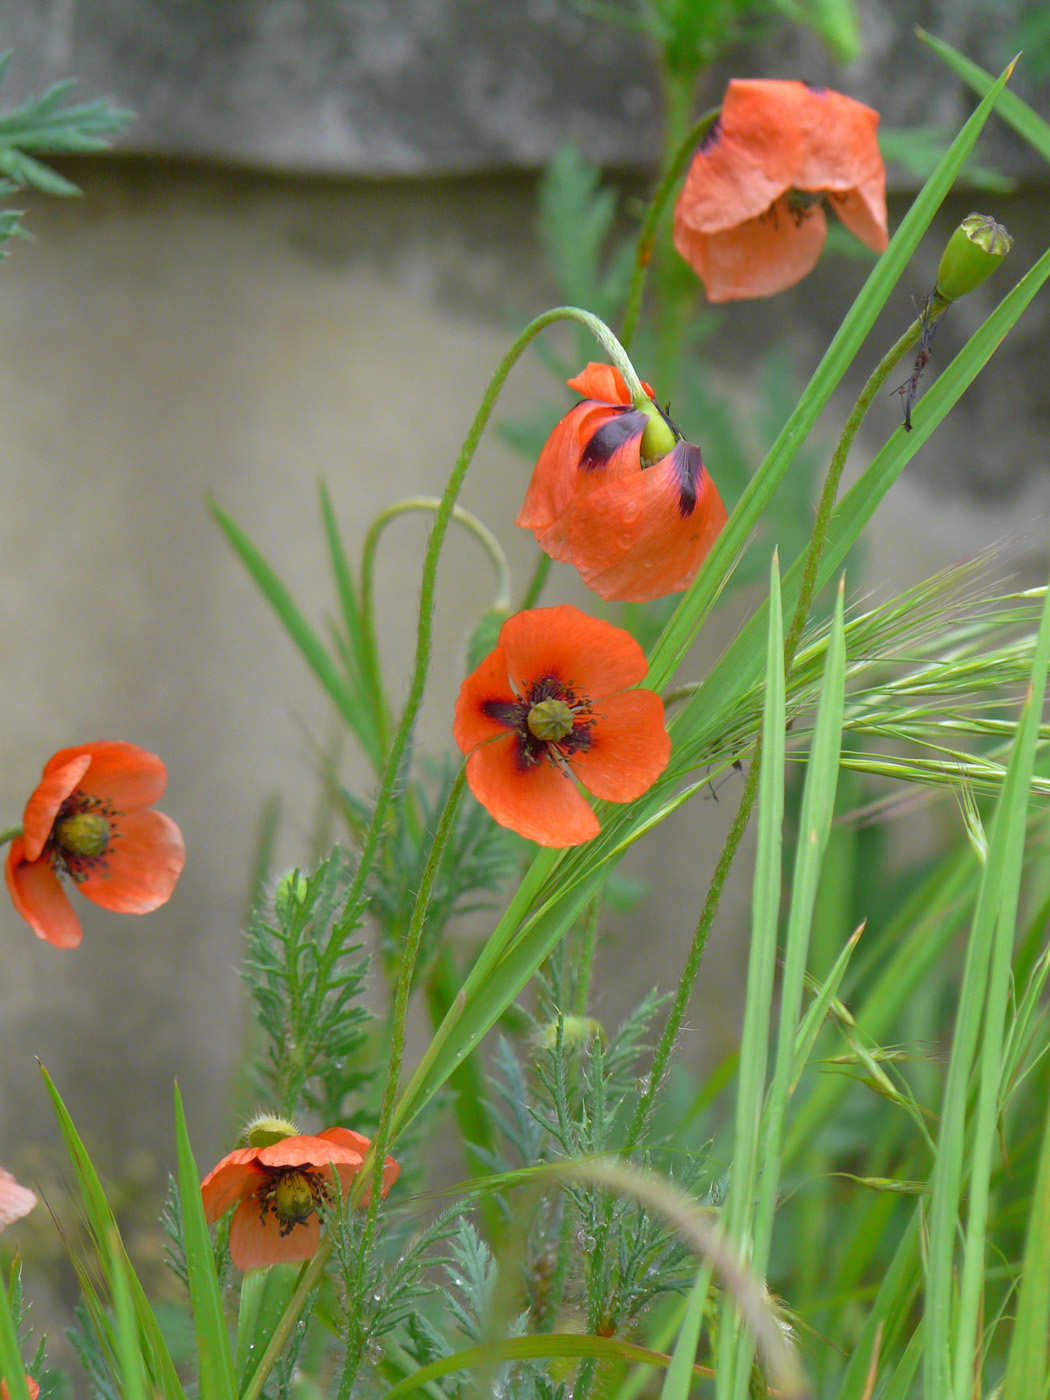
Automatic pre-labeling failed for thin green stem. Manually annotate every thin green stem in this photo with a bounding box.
[0,825,21,848]
[573,897,602,1019]
[361,497,514,623]
[620,107,719,353]
[627,307,938,1151]
[519,551,552,611]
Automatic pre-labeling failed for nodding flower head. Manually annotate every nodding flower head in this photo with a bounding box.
[517,364,727,602]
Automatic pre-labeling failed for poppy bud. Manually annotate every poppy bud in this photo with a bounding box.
[637,399,678,466]
[274,869,308,921]
[935,214,1012,303]
[245,1114,299,1148]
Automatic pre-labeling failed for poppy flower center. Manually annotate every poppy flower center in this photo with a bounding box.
[259,1166,328,1236]
[527,698,575,742]
[54,810,110,858]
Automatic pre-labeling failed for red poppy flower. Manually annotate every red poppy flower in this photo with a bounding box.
[453,605,671,847]
[4,742,185,949]
[1,1379,40,1400]
[201,1128,401,1270]
[673,79,888,302]
[0,1167,36,1231]
[516,364,727,602]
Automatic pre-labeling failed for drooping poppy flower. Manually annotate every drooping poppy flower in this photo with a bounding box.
[201,1126,400,1270]
[673,79,888,302]
[4,742,185,949]
[453,604,671,847]
[517,364,727,602]
[1,1378,40,1400]
[0,1167,36,1231]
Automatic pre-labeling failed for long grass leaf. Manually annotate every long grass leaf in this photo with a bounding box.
[716,554,786,1400]
[107,1228,147,1400]
[1002,1063,1050,1397]
[0,1270,30,1400]
[39,1066,185,1399]
[173,1084,237,1400]
[659,1265,714,1400]
[918,31,1050,160]
[951,575,1050,1395]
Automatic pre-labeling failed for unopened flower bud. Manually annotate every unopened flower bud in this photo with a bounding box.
[274,869,308,921]
[935,213,1012,303]
[244,1113,299,1148]
[637,399,678,465]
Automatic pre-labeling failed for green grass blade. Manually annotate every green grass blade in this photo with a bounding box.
[1003,1064,1050,1397]
[925,575,1050,1400]
[317,479,388,764]
[731,578,846,1400]
[381,1333,707,1399]
[716,554,786,1400]
[918,31,1050,160]
[951,576,1050,1394]
[173,1084,237,1400]
[209,498,377,759]
[40,1065,185,1399]
[791,922,862,1090]
[835,1208,923,1400]
[234,1264,300,1389]
[659,1265,714,1400]
[107,1227,147,1400]
[646,54,1018,691]
[0,1267,31,1400]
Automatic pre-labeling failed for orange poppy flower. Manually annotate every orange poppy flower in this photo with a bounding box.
[4,741,185,949]
[516,364,727,602]
[673,79,888,302]
[0,1166,36,1230]
[453,604,671,847]
[1,1379,40,1400]
[201,1128,400,1270]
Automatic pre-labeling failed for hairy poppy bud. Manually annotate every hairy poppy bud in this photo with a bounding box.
[274,869,308,921]
[245,1114,299,1148]
[935,214,1012,303]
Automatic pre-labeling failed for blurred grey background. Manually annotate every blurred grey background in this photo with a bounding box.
[0,0,1048,1340]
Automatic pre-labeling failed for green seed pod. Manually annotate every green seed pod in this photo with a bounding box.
[935,213,1012,303]
[636,398,678,465]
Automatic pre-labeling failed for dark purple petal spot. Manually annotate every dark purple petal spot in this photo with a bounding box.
[481,699,521,729]
[671,442,705,517]
[804,81,827,95]
[700,116,722,152]
[579,410,648,473]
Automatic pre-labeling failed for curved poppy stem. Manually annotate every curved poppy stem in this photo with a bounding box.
[627,308,939,1150]
[620,106,720,353]
[0,826,21,848]
[361,497,514,628]
[519,550,552,611]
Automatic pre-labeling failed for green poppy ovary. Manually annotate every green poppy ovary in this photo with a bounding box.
[55,810,110,857]
[274,1171,316,1226]
[527,698,575,743]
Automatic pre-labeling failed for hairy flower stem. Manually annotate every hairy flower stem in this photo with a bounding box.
[626,312,933,1151]
[620,107,720,354]
[0,826,21,847]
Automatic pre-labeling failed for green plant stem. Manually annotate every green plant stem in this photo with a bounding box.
[361,498,514,630]
[573,897,603,1019]
[0,825,21,847]
[520,551,552,610]
[620,107,719,353]
[626,309,935,1150]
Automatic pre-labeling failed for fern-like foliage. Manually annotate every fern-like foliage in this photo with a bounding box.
[0,52,131,252]
[243,849,373,1121]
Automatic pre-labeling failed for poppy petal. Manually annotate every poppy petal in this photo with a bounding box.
[453,646,519,755]
[228,1193,321,1270]
[254,1133,365,1171]
[316,1127,373,1156]
[77,809,185,914]
[0,1168,37,1230]
[564,448,728,601]
[571,690,671,802]
[200,1151,266,1221]
[498,606,649,699]
[827,185,888,254]
[22,755,92,862]
[2,1378,40,1400]
[42,741,169,811]
[567,364,634,403]
[6,840,83,948]
[517,401,618,540]
[465,740,598,847]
